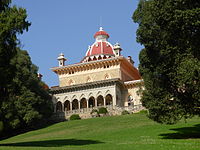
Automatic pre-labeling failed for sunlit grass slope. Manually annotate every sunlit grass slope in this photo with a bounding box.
[0,113,199,150]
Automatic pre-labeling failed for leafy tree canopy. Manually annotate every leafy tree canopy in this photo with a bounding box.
[0,0,53,135]
[133,0,200,124]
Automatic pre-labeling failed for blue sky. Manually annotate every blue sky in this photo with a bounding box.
[12,0,143,87]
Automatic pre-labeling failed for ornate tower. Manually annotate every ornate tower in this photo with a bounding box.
[113,42,122,57]
[57,53,66,67]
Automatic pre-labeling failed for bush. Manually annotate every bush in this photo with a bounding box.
[121,110,130,115]
[70,114,81,120]
[98,107,108,114]
[90,109,99,114]
[137,110,148,114]
[90,109,99,117]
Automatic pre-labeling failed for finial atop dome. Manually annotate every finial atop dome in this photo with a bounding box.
[99,27,103,31]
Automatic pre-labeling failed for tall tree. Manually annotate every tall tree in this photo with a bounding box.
[0,0,30,133]
[133,0,200,124]
[0,0,53,134]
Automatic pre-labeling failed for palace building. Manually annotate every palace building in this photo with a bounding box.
[51,27,144,119]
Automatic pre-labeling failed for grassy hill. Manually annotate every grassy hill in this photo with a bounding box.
[0,113,199,150]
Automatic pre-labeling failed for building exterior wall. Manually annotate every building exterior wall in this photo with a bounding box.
[124,86,142,107]
[59,65,121,87]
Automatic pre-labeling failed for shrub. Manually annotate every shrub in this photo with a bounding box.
[98,107,108,114]
[70,114,81,120]
[90,109,99,114]
[121,110,130,115]
[137,110,148,114]
[90,109,99,117]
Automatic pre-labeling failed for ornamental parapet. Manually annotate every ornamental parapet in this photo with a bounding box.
[51,56,138,76]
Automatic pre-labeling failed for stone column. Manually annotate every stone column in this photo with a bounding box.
[62,102,64,112]
[86,99,89,108]
[70,102,72,111]
[78,101,81,109]
[95,98,97,107]
[112,95,116,106]
[103,97,106,106]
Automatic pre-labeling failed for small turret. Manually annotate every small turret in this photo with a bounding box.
[113,42,122,57]
[57,53,66,67]
[127,56,134,65]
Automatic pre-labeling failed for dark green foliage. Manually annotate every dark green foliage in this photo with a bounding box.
[121,110,130,115]
[90,109,99,117]
[133,0,200,124]
[98,107,108,114]
[0,121,3,134]
[90,109,99,114]
[0,0,53,135]
[70,114,81,120]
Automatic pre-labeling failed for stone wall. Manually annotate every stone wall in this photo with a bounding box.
[59,65,121,87]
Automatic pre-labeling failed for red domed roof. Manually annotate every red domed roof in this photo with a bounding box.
[86,41,114,56]
[94,30,110,38]
[82,27,116,62]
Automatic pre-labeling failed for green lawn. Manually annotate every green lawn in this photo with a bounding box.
[0,113,199,150]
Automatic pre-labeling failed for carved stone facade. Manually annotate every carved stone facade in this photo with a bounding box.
[50,27,144,119]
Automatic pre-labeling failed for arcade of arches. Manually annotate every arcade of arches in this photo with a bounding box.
[56,94,113,112]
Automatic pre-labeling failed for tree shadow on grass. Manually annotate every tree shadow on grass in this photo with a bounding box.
[160,124,200,139]
[0,139,104,147]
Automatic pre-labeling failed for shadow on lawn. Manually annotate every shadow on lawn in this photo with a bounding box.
[160,124,200,139]
[0,139,103,147]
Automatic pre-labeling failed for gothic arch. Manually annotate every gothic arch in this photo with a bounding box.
[105,94,113,106]
[56,101,63,112]
[88,92,94,99]
[64,100,70,111]
[72,99,78,110]
[79,94,85,100]
[96,91,103,97]
[88,96,95,108]
[71,95,77,101]
[80,98,87,109]
[97,95,104,106]
[104,90,111,97]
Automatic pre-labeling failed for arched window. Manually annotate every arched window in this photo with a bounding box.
[56,101,63,112]
[72,99,78,110]
[80,98,87,109]
[88,97,95,108]
[97,95,104,106]
[64,100,70,111]
[105,94,112,105]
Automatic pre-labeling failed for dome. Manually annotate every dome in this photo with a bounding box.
[86,41,114,56]
[82,27,115,62]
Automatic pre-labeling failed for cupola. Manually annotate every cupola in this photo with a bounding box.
[82,27,116,62]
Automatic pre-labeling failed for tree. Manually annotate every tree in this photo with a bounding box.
[0,1,53,134]
[133,0,200,124]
